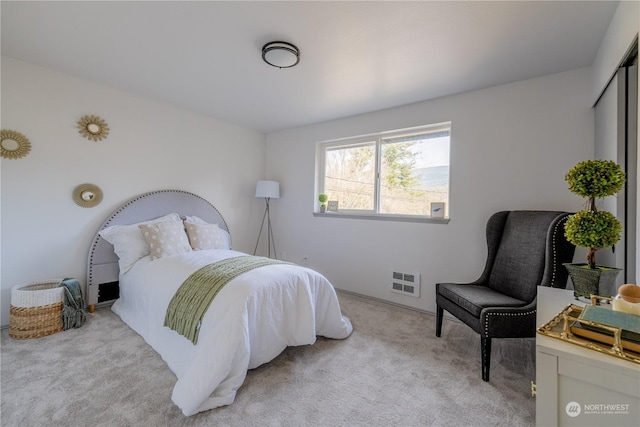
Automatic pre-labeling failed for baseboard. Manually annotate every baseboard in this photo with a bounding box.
[334,288,437,317]
[334,288,463,324]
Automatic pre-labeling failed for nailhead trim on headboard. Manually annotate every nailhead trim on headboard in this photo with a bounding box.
[86,189,229,306]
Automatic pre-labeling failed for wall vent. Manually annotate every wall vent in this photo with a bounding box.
[390,271,421,297]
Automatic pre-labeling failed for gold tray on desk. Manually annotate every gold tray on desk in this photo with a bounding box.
[536,300,640,365]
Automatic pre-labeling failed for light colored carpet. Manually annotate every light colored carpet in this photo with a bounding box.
[1,291,535,426]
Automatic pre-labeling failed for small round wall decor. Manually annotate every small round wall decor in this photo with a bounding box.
[1,129,31,159]
[72,183,103,208]
[77,115,109,141]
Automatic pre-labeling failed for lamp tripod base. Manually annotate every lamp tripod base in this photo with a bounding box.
[253,197,277,259]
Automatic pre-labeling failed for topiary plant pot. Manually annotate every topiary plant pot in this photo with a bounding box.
[563,263,621,300]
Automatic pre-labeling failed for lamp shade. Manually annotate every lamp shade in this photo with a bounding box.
[255,180,280,199]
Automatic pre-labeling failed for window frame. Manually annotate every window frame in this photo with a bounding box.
[316,122,451,223]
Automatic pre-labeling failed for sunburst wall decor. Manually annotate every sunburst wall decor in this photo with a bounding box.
[77,115,109,141]
[72,183,103,208]
[1,129,32,159]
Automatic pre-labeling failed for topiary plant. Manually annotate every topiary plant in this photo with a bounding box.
[564,159,625,269]
[318,193,328,207]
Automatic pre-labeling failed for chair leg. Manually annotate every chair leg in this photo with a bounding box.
[481,336,491,382]
[436,305,443,337]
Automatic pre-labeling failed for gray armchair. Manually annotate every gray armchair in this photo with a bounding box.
[435,210,575,382]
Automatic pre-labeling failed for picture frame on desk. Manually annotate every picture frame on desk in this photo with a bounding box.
[431,202,445,218]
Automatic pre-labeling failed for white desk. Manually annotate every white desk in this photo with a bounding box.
[535,287,640,426]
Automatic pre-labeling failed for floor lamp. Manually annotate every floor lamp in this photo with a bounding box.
[253,180,279,258]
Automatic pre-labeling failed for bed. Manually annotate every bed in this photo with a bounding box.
[87,190,353,416]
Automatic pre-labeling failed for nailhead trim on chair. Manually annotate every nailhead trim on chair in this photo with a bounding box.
[551,220,559,285]
[550,215,567,287]
[549,214,567,286]
[484,310,536,337]
[483,215,567,337]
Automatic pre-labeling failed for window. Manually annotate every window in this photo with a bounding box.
[317,123,450,220]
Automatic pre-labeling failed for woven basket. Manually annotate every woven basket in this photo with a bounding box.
[9,279,64,339]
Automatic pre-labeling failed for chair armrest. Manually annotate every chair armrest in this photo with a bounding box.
[480,298,537,339]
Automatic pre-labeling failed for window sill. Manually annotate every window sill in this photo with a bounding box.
[312,212,450,224]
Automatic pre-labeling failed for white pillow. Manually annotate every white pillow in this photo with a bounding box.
[184,215,208,224]
[184,216,231,250]
[139,221,192,260]
[98,213,181,273]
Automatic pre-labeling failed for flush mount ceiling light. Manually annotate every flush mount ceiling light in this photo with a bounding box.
[262,41,300,69]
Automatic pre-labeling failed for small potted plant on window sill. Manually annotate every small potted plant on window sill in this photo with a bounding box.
[318,193,328,213]
[563,159,625,299]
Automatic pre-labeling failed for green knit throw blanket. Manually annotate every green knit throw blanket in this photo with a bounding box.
[59,278,86,330]
[164,255,290,344]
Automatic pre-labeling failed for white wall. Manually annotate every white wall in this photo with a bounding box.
[265,68,594,314]
[0,57,266,326]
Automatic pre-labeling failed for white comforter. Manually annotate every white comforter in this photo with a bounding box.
[111,249,353,416]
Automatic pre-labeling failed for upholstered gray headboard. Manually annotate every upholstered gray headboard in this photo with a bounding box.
[86,190,229,309]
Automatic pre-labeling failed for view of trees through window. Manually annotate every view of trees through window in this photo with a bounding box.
[322,126,450,217]
[325,142,376,211]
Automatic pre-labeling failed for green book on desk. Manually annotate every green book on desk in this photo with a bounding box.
[570,305,640,353]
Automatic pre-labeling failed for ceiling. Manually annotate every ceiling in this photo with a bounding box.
[1,1,618,133]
